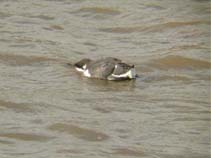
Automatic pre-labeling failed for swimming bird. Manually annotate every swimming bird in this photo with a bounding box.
[74,57,136,80]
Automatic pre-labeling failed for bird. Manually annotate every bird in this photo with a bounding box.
[74,57,136,80]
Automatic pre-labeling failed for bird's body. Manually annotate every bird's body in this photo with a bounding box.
[74,57,136,80]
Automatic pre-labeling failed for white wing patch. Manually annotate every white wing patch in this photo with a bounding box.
[112,68,136,79]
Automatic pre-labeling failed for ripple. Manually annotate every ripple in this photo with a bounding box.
[51,25,64,30]
[142,75,191,83]
[92,107,111,113]
[29,15,55,20]
[57,149,82,154]
[149,55,211,70]
[9,44,36,48]
[43,25,64,31]
[0,11,12,18]
[144,4,165,10]
[0,100,34,113]
[0,139,14,145]
[77,7,121,15]
[0,54,58,66]
[99,21,209,33]
[112,148,145,157]
[0,133,52,142]
[48,123,109,141]
[169,44,209,51]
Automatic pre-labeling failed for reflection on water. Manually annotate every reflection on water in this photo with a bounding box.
[0,0,210,158]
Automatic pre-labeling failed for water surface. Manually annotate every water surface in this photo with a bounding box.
[0,0,210,158]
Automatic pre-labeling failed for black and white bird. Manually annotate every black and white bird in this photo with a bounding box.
[74,57,136,80]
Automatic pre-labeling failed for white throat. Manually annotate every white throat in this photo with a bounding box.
[83,69,91,77]
[75,67,85,72]
[82,64,87,69]
[75,67,91,77]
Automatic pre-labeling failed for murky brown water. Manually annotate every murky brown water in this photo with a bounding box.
[0,0,210,158]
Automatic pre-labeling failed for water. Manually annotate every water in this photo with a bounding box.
[0,0,210,158]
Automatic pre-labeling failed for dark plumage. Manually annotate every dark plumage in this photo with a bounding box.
[74,57,136,80]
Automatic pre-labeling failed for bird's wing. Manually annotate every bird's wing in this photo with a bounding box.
[89,61,116,79]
